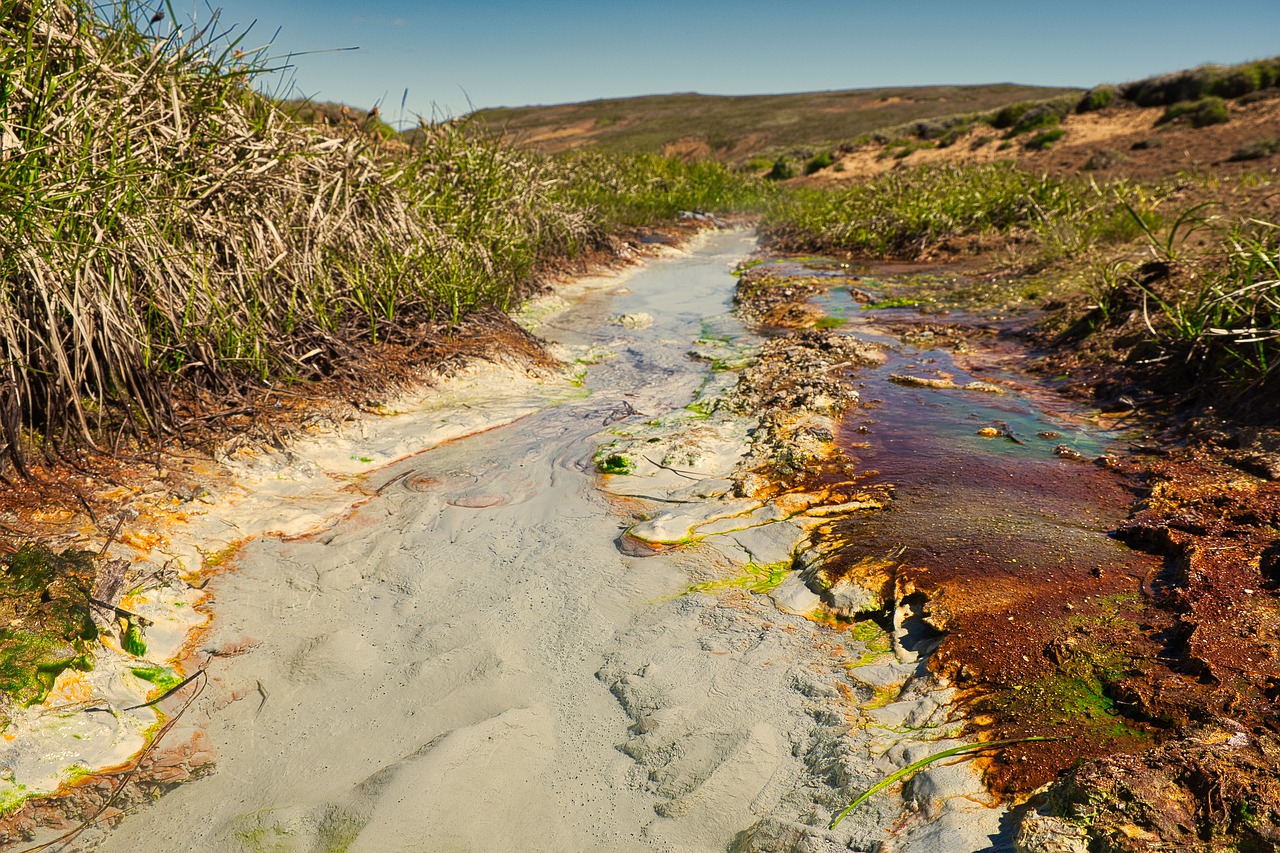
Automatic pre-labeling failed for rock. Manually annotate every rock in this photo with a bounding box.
[608,312,654,330]
[730,816,836,853]
[770,573,821,616]
[1015,811,1090,853]
[825,576,884,615]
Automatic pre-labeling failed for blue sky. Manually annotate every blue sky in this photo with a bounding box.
[178,0,1280,126]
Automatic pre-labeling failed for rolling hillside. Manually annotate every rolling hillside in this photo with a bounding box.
[465,84,1080,162]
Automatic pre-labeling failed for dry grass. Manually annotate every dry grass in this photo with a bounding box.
[0,0,601,471]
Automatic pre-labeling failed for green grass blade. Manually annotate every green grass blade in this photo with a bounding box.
[828,736,1056,830]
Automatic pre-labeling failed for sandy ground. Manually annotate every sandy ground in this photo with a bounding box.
[13,232,1010,853]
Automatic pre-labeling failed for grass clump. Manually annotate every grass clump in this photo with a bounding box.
[1229,137,1280,161]
[1158,96,1229,128]
[0,0,613,468]
[1132,217,1280,399]
[1076,85,1117,113]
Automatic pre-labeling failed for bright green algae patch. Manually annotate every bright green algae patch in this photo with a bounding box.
[0,545,98,722]
[685,562,791,595]
[130,664,184,694]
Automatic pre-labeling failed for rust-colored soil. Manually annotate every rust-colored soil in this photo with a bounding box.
[736,256,1280,848]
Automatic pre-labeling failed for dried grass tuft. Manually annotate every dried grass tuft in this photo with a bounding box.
[0,0,601,470]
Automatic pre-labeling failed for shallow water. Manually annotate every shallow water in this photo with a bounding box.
[78,234,1155,852]
[90,232,902,853]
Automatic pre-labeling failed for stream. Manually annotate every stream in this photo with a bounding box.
[80,230,1142,853]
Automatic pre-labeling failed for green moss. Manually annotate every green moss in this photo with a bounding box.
[814,316,847,329]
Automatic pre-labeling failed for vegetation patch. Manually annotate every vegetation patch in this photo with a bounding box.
[594,452,635,476]
[685,562,791,596]
[1157,96,1229,127]
[758,161,1148,260]
[1075,85,1117,113]
[0,546,98,721]
[804,151,834,175]
[863,297,922,310]
[555,151,772,226]
[1229,137,1280,161]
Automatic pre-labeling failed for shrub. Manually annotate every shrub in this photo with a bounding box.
[1026,128,1067,150]
[1011,105,1063,135]
[804,151,834,175]
[913,120,949,140]
[1123,67,1214,106]
[768,157,796,180]
[993,102,1034,129]
[1229,138,1280,161]
[1207,66,1265,99]
[1159,96,1229,127]
[1077,86,1117,113]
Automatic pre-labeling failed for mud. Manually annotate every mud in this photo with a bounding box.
[737,258,1280,850]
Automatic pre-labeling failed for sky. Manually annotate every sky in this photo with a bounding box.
[172,0,1280,127]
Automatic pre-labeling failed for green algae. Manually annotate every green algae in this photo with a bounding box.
[234,805,362,853]
[0,545,98,720]
[0,777,29,817]
[130,664,184,693]
[121,618,147,657]
[863,296,923,310]
[998,618,1153,743]
[595,452,634,475]
[845,621,894,668]
[684,561,791,596]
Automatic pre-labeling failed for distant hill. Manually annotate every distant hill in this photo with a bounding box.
[463,84,1081,163]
